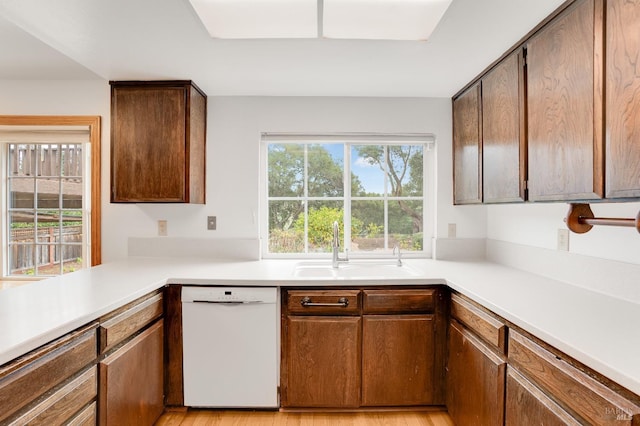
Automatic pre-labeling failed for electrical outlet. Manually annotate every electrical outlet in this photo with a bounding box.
[207,216,217,230]
[557,228,569,251]
[448,223,457,238]
[158,220,168,237]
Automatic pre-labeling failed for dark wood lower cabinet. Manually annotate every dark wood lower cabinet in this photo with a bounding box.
[362,315,435,406]
[8,367,97,425]
[99,320,164,426]
[509,330,640,425]
[505,366,580,426]
[282,315,361,408]
[0,324,97,424]
[446,320,506,426]
[281,287,446,409]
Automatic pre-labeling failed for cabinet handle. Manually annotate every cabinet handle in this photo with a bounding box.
[300,296,349,307]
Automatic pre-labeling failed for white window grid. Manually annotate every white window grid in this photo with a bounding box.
[261,134,434,258]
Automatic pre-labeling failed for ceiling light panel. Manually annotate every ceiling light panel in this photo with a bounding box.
[323,0,453,41]
[189,0,317,39]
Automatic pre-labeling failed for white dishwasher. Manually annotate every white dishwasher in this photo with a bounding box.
[181,286,278,408]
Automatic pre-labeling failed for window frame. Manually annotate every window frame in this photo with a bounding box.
[0,116,101,280]
[260,133,435,259]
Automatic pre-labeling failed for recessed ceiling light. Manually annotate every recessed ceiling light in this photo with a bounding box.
[323,0,453,41]
[189,0,318,39]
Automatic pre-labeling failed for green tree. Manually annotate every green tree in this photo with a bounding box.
[295,206,363,252]
[268,144,305,231]
[353,145,423,232]
[268,144,363,232]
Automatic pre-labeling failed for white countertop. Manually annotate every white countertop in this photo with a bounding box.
[0,256,638,397]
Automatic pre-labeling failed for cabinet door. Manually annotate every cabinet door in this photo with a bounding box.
[606,0,640,198]
[0,325,97,424]
[99,320,164,426]
[110,81,206,204]
[509,330,640,425]
[482,50,526,203]
[362,315,435,406]
[99,292,163,354]
[446,320,506,426]
[7,367,97,426]
[526,0,604,201]
[111,85,187,202]
[506,366,581,426]
[453,83,482,204]
[282,316,361,408]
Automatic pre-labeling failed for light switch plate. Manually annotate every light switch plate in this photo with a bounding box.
[557,228,569,251]
[207,216,217,230]
[158,220,168,237]
[448,223,457,238]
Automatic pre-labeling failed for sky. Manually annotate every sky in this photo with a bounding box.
[325,143,386,194]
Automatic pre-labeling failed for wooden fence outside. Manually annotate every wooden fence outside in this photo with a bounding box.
[10,144,82,177]
[10,226,82,274]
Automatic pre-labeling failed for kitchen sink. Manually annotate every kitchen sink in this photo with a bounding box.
[292,261,421,279]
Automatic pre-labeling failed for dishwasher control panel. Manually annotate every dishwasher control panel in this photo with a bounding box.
[182,286,277,303]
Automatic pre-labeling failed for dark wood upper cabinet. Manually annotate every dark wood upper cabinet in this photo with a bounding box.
[526,0,604,201]
[482,50,527,203]
[606,0,640,198]
[453,83,482,204]
[110,80,206,203]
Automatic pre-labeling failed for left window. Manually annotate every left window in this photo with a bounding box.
[0,116,101,280]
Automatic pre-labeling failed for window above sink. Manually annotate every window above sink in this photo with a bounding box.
[260,133,435,259]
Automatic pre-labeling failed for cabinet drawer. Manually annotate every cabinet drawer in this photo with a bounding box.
[99,292,163,353]
[6,366,97,426]
[286,290,360,315]
[505,366,581,426]
[0,324,97,423]
[99,320,164,426]
[509,330,640,425]
[363,289,434,314]
[67,402,96,426]
[451,293,506,353]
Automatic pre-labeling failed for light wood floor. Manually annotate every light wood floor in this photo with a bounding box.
[156,409,454,426]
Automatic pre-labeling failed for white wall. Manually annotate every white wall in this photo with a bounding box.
[487,202,640,265]
[206,96,485,246]
[1,79,636,268]
[0,82,487,262]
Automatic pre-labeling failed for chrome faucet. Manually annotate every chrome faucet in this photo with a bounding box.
[393,245,403,267]
[332,221,349,268]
